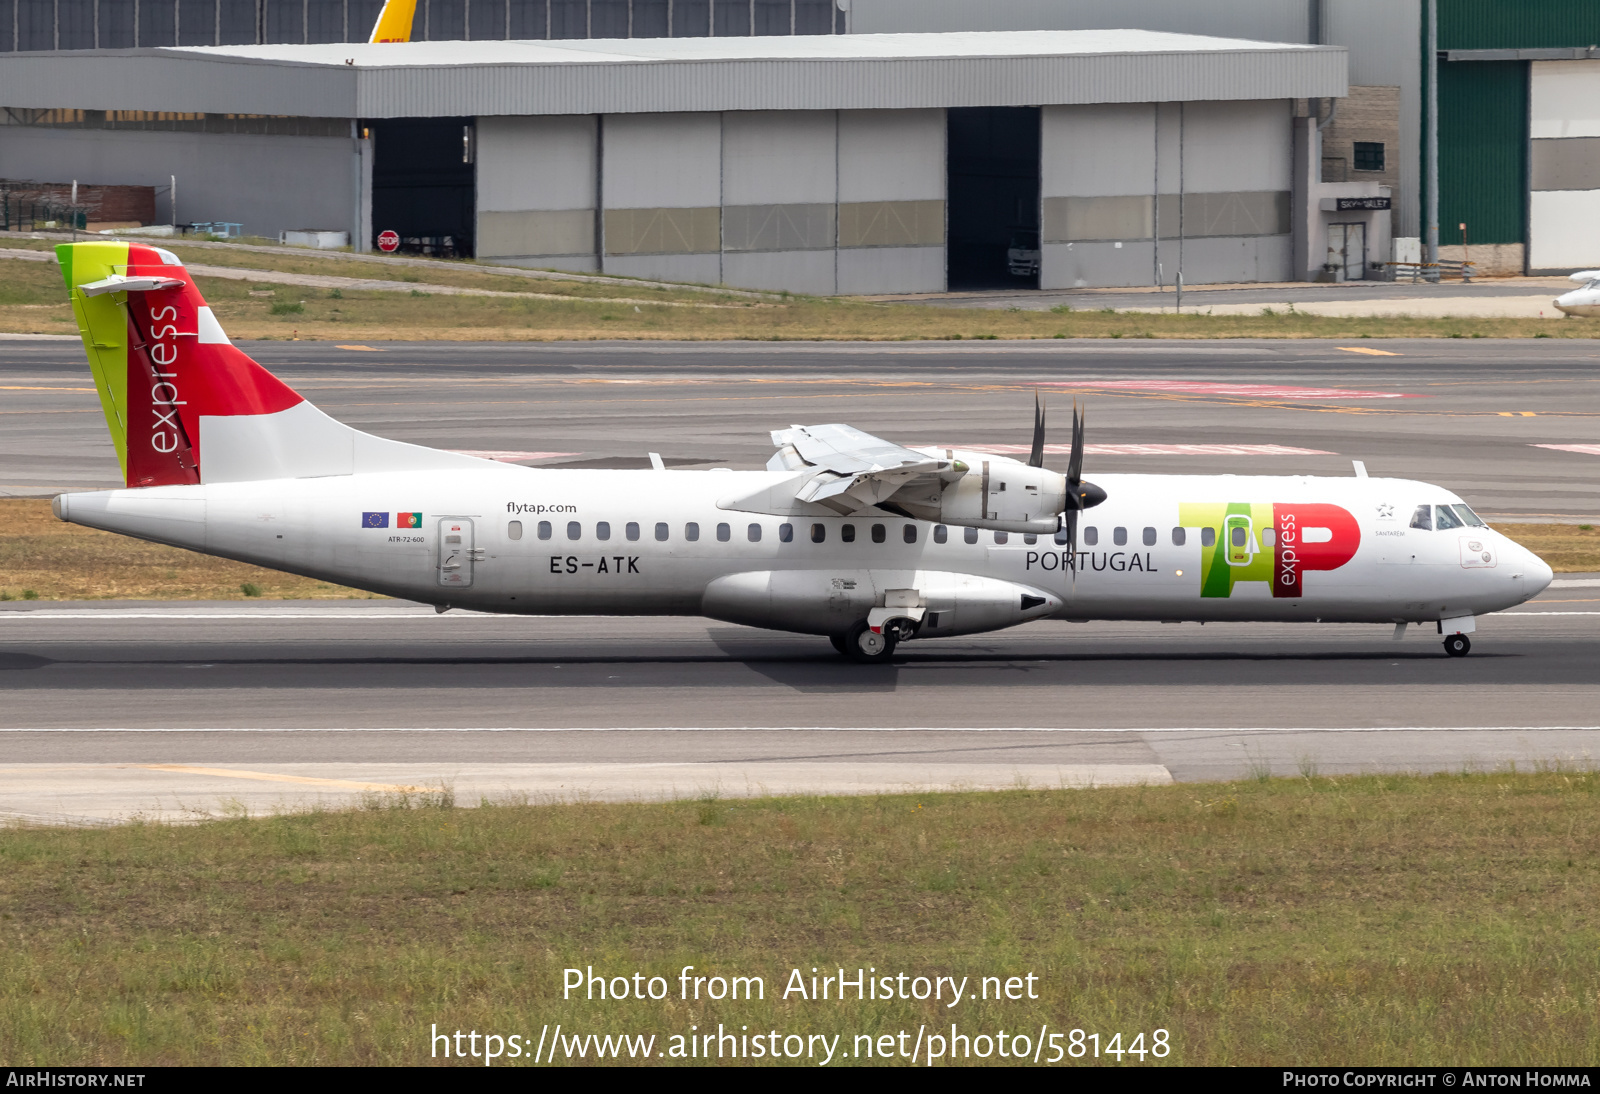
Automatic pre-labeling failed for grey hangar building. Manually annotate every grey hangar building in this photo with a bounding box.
[0,28,1359,294]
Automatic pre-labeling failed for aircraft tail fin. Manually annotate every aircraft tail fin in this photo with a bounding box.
[58,240,487,487]
[368,0,418,42]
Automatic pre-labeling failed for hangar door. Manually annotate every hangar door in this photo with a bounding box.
[1529,61,1600,271]
[947,107,1041,290]
[369,117,476,258]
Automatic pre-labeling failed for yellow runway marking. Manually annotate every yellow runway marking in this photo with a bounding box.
[135,764,434,793]
[1336,347,1401,356]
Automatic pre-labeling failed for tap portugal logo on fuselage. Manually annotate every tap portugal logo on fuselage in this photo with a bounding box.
[1179,502,1360,598]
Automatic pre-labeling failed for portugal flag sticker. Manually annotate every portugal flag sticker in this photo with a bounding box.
[397,512,422,528]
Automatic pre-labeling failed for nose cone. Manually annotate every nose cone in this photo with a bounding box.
[1516,544,1554,601]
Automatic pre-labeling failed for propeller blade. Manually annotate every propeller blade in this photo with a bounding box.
[1028,393,1046,468]
[1066,402,1086,490]
[1065,508,1078,586]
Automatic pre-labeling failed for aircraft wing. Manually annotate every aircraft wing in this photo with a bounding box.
[769,423,952,509]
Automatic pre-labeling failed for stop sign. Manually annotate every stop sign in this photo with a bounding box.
[377,229,400,252]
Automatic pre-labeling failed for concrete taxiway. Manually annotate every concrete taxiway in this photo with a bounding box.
[2,575,1597,822]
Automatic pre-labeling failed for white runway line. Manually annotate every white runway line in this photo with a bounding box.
[4,725,1599,733]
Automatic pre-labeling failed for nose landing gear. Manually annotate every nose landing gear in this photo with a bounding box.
[1443,633,1472,658]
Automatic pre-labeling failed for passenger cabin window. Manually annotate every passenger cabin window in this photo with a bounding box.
[934,525,948,544]
[1261,528,1276,547]
[964,527,979,544]
[841,524,856,543]
[567,521,581,540]
[685,522,700,542]
[1142,527,1156,546]
[1113,527,1127,546]
[1434,504,1465,531]
[538,521,553,540]
[811,523,826,543]
[626,522,640,542]
[507,520,523,541]
[655,522,669,542]
[779,523,794,543]
[994,531,1009,544]
[1171,527,1186,546]
[596,521,611,541]
[717,522,731,542]
[1054,529,1070,546]
[871,524,886,543]
[903,525,917,544]
[1084,526,1099,546]
[1410,505,1432,531]
[748,523,762,542]
[1023,534,1037,545]
[1200,527,1215,547]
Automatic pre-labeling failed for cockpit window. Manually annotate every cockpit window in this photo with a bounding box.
[1451,504,1486,527]
[1409,505,1432,531]
[1434,504,1465,531]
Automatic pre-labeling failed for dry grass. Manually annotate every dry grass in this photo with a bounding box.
[5,247,1599,341]
[2,771,1599,1065]
[4,501,1594,603]
[1495,523,1600,573]
[0,499,369,601]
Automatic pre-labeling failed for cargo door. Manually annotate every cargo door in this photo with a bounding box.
[437,517,477,588]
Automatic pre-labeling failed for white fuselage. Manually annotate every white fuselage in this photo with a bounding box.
[56,466,1551,635]
[1554,279,1600,317]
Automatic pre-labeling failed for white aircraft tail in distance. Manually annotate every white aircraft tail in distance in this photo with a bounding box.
[53,241,1551,661]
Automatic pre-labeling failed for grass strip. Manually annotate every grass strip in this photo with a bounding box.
[1,500,1595,601]
[2,771,1598,1065]
[5,250,1599,340]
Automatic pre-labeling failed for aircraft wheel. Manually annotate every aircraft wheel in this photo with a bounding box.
[844,620,897,664]
[828,633,849,656]
[1443,634,1471,658]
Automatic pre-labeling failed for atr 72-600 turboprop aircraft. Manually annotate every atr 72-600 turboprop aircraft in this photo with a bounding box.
[53,241,1551,660]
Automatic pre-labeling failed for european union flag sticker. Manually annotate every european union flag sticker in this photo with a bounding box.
[362,511,390,528]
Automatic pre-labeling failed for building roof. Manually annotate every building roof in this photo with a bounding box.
[0,29,1346,118]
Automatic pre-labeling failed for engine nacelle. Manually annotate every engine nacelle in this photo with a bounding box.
[702,568,1062,638]
[895,450,1066,534]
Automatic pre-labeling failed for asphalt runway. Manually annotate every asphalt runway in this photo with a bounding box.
[2,337,1598,819]
[4,337,1600,519]
[2,579,1598,820]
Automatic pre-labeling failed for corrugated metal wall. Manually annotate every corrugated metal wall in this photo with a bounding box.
[1433,3,1600,249]
[1438,0,1600,51]
[0,0,842,51]
[1437,60,1525,245]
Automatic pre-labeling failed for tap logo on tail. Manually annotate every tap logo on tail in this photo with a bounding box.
[1179,502,1360,598]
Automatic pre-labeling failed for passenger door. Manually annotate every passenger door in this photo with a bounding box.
[437,517,477,588]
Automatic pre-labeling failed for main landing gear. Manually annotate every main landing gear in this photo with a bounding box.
[835,619,898,663]
[1443,634,1472,658]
